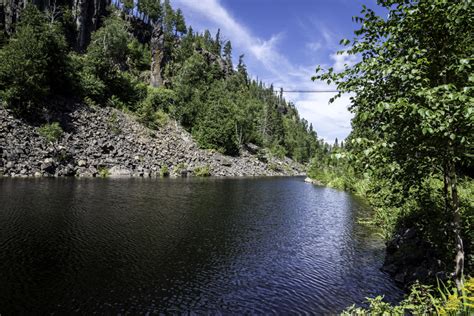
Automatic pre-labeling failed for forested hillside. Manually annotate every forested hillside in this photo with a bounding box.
[0,0,319,161]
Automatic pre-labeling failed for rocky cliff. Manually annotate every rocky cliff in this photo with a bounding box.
[0,104,305,178]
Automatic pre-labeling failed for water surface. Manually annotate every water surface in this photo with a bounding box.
[0,177,402,313]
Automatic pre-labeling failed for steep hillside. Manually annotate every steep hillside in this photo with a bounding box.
[0,104,304,178]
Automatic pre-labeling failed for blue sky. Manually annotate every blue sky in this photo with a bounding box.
[172,0,386,143]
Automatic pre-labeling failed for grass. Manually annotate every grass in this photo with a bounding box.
[193,165,211,177]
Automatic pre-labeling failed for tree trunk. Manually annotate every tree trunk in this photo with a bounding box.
[150,22,164,87]
[73,0,88,51]
[448,161,464,292]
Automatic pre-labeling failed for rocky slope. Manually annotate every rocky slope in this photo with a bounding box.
[0,104,305,178]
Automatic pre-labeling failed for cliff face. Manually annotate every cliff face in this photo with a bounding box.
[0,104,305,178]
[73,0,110,51]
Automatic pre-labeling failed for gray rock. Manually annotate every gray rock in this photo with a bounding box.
[108,166,131,177]
[0,105,305,179]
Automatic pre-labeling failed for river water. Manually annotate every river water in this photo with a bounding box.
[0,177,402,314]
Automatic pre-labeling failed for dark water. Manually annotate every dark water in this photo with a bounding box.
[0,177,402,314]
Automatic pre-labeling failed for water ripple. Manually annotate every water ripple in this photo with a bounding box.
[0,177,403,314]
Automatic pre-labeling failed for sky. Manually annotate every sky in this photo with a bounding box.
[171,0,386,143]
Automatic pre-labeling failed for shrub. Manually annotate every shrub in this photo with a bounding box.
[138,104,169,129]
[143,86,177,112]
[268,163,282,172]
[98,167,110,178]
[137,87,176,128]
[160,165,169,177]
[174,163,186,175]
[270,143,287,159]
[38,122,63,142]
[342,278,474,315]
[193,165,211,177]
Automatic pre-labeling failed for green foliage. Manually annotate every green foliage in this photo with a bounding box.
[38,122,63,143]
[0,5,72,114]
[143,87,177,112]
[269,143,287,159]
[160,165,170,177]
[342,277,474,315]
[268,163,282,172]
[193,165,211,177]
[137,87,175,129]
[127,39,151,73]
[192,95,240,156]
[174,163,186,175]
[312,0,473,287]
[81,14,145,107]
[2,1,319,165]
[98,166,110,178]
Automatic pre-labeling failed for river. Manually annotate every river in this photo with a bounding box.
[0,177,402,313]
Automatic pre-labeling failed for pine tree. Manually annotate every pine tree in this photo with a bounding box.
[223,40,233,74]
[213,28,221,55]
[175,9,186,35]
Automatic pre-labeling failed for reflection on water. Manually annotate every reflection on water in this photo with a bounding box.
[0,177,402,313]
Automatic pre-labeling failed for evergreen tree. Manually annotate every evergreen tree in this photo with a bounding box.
[223,40,233,72]
[174,9,186,35]
[213,28,221,55]
[0,4,72,114]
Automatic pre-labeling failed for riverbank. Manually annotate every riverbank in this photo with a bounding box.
[306,171,472,293]
[0,104,305,178]
[305,173,445,288]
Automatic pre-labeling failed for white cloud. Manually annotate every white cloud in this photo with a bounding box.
[172,0,354,143]
[331,51,358,72]
[306,41,322,52]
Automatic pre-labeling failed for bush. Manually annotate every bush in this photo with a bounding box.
[343,278,474,315]
[192,100,240,156]
[143,86,177,112]
[38,122,63,142]
[138,104,169,129]
[98,167,110,178]
[193,165,211,177]
[270,143,287,159]
[174,163,186,175]
[160,165,169,177]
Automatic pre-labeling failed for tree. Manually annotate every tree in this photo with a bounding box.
[313,0,473,291]
[0,4,72,115]
[237,54,248,84]
[175,9,186,35]
[223,40,233,74]
[82,14,140,104]
[213,28,221,55]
